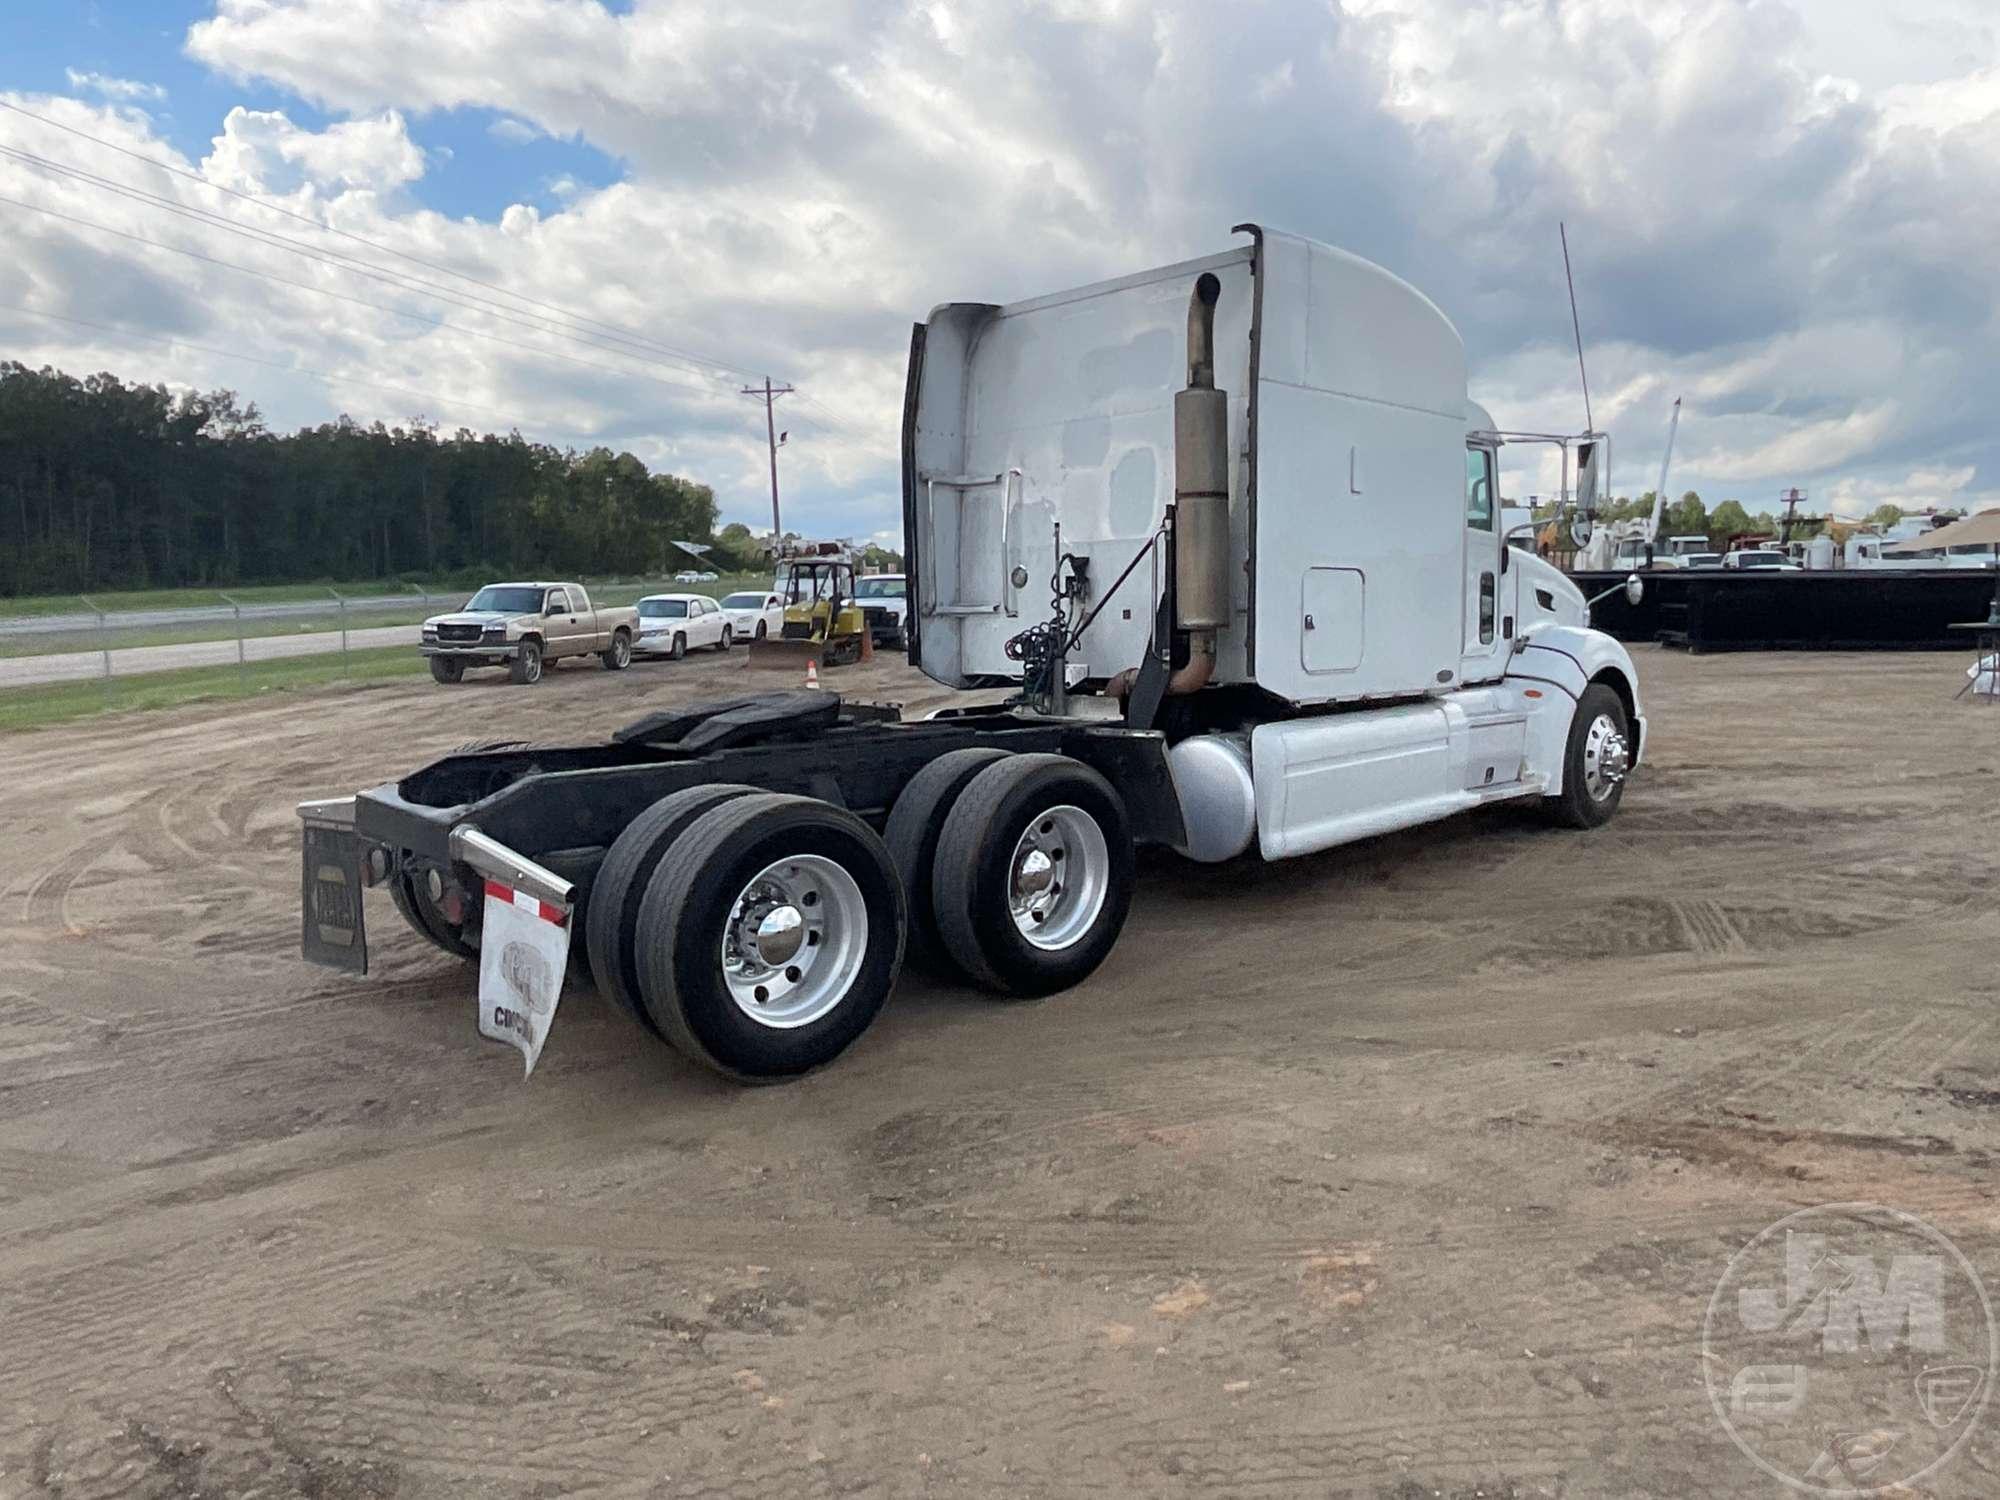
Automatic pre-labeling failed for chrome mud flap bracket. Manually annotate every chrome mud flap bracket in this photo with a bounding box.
[450,825,577,1078]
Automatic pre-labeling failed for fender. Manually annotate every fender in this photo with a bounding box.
[1507,624,1647,769]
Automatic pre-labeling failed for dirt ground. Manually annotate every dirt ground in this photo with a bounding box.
[1,646,1995,1498]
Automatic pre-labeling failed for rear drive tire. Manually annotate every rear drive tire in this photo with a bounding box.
[601,630,632,670]
[1545,682,1631,829]
[932,754,1134,997]
[428,657,464,684]
[884,747,1011,974]
[584,784,759,1038]
[510,640,543,685]
[633,794,905,1080]
[717,625,732,652]
[389,866,478,960]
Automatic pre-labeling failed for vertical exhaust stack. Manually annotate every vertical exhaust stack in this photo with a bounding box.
[1171,272,1228,691]
[1107,271,1229,705]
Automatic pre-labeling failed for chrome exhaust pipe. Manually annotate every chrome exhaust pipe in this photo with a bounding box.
[1112,272,1229,704]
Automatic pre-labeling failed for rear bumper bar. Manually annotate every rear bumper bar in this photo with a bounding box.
[296,792,573,971]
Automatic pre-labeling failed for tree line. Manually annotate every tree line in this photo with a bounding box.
[1541,490,1911,541]
[0,362,725,598]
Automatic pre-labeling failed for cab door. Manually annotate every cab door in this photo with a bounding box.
[544,587,580,655]
[1459,446,1503,682]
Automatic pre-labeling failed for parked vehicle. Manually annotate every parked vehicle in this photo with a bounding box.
[1676,552,1723,569]
[1721,549,1801,571]
[856,573,909,650]
[301,224,1645,1085]
[748,544,866,670]
[419,582,638,685]
[719,589,787,641]
[634,594,732,659]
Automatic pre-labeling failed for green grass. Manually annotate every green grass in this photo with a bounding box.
[0,579,451,617]
[0,605,432,658]
[0,574,780,657]
[0,645,426,733]
[0,570,776,620]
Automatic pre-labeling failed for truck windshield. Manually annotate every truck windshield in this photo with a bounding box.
[464,586,545,612]
[722,593,765,609]
[639,599,688,618]
[855,578,905,599]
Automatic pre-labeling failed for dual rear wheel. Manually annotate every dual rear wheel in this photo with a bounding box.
[587,753,1135,1080]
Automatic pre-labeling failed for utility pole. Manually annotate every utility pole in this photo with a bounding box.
[1779,487,1807,544]
[741,377,795,539]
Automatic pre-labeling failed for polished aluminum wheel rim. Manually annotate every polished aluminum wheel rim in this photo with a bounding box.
[522,648,541,682]
[612,635,631,667]
[1582,714,1629,802]
[1008,804,1109,950]
[719,854,867,1028]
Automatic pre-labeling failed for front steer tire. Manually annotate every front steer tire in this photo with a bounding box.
[509,639,543,685]
[584,784,759,1038]
[428,657,464,684]
[633,794,905,1081]
[931,754,1135,998]
[1545,682,1632,830]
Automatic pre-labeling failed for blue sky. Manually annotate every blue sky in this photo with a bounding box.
[3,0,1999,535]
[2,0,622,221]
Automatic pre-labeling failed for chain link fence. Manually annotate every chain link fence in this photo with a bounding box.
[0,577,720,696]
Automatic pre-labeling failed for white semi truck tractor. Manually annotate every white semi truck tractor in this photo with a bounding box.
[297,225,1644,1082]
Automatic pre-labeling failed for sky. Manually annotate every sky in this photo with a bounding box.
[2,0,1997,538]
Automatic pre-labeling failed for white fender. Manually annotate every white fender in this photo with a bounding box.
[1504,624,1647,790]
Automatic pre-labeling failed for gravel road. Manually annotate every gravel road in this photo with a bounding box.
[1,649,1994,1496]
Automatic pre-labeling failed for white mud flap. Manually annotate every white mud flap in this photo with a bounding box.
[476,878,573,1077]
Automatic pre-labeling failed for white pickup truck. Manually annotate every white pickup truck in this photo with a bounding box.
[420,582,639,685]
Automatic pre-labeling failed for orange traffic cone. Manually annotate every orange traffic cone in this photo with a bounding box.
[805,658,820,690]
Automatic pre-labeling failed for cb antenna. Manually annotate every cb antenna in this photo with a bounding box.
[1560,221,1593,433]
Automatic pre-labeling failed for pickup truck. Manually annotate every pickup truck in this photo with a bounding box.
[420,582,640,685]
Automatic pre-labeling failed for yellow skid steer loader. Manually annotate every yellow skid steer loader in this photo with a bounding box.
[748,552,866,669]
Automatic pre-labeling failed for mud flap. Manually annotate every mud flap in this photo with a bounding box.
[475,879,573,1077]
[301,824,368,974]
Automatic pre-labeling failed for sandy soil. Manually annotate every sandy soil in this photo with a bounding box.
[1,647,1995,1497]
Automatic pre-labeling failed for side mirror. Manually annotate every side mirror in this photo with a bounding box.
[1624,573,1645,606]
[1570,511,1595,549]
[545,603,563,617]
[1575,440,1603,511]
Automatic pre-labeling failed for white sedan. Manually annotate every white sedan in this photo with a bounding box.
[718,589,786,642]
[634,594,732,659]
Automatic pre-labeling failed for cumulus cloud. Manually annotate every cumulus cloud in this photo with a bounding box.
[3,0,1996,531]
[200,106,430,194]
[63,69,168,104]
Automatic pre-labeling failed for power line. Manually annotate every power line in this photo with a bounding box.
[0,141,762,389]
[0,97,773,385]
[1,302,567,436]
[0,100,877,434]
[0,192,744,403]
